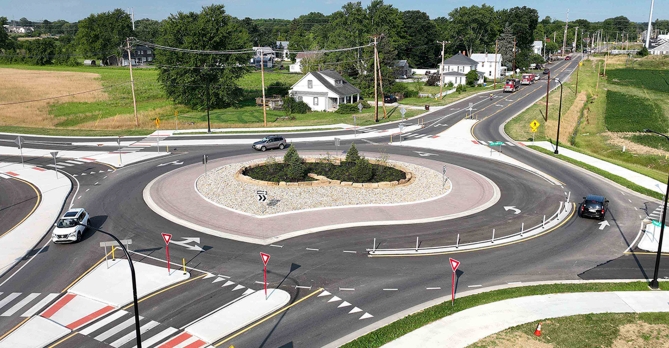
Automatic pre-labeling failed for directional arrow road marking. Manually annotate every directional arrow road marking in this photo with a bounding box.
[414,151,438,157]
[170,237,204,251]
[504,206,521,214]
[598,220,610,230]
[157,160,184,167]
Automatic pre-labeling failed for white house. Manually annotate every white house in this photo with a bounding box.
[289,70,361,112]
[471,53,506,80]
[438,52,484,86]
[533,41,543,55]
[289,52,320,73]
[650,41,669,55]
[276,41,289,60]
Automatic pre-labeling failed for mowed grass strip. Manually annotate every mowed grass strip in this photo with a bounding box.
[342,282,666,348]
[605,90,667,132]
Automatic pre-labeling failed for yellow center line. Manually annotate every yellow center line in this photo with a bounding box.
[0,316,31,342]
[0,177,41,238]
[213,288,324,347]
[48,332,78,348]
[122,273,206,310]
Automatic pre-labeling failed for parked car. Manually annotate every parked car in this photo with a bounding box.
[253,135,287,151]
[579,195,609,220]
[384,95,398,103]
[52,208,89,243]
[565,56,571,60]
[543,68,550,75]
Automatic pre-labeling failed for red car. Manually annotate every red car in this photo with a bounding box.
[565,56,571,60]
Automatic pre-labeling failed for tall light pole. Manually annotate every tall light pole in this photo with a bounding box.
[78,224,143,347]
[554,78,564,154]
[646,0,655,48]
[643,128,668,290]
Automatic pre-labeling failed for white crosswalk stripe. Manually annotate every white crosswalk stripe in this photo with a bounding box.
[478,141,488,145]
[110,320,160,347]
[66,160,85,165]
[505,142,516,146]
[132,327,178,348]
[80,310,128,335]
[1,293,39,317]
[95,316,143,341]
[0,293,21,311]
[46,164,65,169]
[0,174,10,179]
[21,293,59,317]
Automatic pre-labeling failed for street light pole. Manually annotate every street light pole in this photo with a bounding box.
[644,129,669,289]
[554,78,564,154]
[78,223,142,347]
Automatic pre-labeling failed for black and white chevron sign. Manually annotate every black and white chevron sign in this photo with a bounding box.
[257,190,267,202]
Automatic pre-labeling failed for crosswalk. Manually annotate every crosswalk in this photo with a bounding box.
[116,134,168,154]
[647,205,666,221]
[471,140,517,147]
[0,292,60,318]
[400,133,434,139]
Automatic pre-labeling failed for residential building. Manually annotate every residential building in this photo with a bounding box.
[533,41,544,55]
[251,55,274,69]
[438,52,484,86]
[122,45,154,66]
[471,53,506,80]
[289,70,361,112]
[253,47,275,60]
[276,41,289,60]
[289,52,320,73]
[394,60,411,79]
[3,25,33,34]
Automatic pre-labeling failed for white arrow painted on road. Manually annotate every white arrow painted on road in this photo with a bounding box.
[170,237,204,251]
[157,160,184,167]
[414,151,438,157]
[598,220,610,230]
[504,206,521,214]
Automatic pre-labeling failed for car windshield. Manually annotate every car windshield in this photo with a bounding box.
[584,200,602,209]
[57,218,77,228]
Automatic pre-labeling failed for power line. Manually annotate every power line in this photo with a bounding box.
[0,82,128,106]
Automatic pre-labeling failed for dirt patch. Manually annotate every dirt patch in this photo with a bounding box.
[0,68,108,128]
[475,331,554,348]
[604,132,669,156]
[612,321,669,348]
[545,91,587,144]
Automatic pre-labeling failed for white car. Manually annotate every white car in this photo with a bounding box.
[52,208,89,243]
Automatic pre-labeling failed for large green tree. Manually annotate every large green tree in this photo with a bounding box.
[24,38,56,65]
[75,9,132,64]
[448,4,497,57]
[399,10,439,68]
[155,4,252,109]
[134,18,162,42]
[0,17,10,51]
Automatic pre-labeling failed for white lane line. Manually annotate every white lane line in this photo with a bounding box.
[426,287,441,290]
[628,199,632,203]
[80,310,128,335]
[383,288,398,291]
[468,285,483,288]
[625,223,645,253]
[620,191,625,196]
[66,160,84,164]
[255,281,265,284]
[132,327,178,348]
[85,189,90,192]
[640,215,643,219]
[110,320,160,348]
[508,282,522,285]
[21,293,59,317]
[1,293,40,316]
[95,316,143,341]
[270,244,283,248]
[306,248,319,251]
[294,286,312,290]
[77,196,81,200]
[103,176,108,179]
[634,207,638,210]
[56,162,74,167]
[46,164,65,169]
[339,288,355,291]
[343,250,357,254]
[94,182,99,185]
[0,293,21,310]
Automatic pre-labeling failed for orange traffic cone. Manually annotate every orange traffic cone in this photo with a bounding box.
[534,322,542,337]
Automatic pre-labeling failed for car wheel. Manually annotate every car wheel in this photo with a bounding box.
[76,232,81,242]
[261,146,266,152]
[279,144,285,150]
[599,215,605,221]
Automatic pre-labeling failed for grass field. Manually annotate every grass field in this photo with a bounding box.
[605,90,667,132]
[471,313,669,348]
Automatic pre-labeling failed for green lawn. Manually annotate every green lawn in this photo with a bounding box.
[400,84,503,106]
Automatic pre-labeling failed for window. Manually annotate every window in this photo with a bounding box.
[481,62,485,68]
[297,96,303,101]
[335,80,342,86]
[313,97,319,106]
[488,71,492,76]
[308,80,313,89]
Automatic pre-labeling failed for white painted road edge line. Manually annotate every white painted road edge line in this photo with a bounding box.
[383,289,398,291]
[339,288,355,291]
[306,248,319,251]
[270,244,283,248]
[295,286,312,290]
[507,282,522,285]
[624,222,645,253]
[343,250,357,254]
[426,287,441,290]
[468,285,482,288]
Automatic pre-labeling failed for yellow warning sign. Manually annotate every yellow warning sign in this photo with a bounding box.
[155,117,161,128]
[530,119,540,130]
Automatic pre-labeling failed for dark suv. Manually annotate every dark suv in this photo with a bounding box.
[579,195,609,220]
[253,135,287,151]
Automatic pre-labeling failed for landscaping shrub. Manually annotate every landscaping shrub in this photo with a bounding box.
[466,70,479,87]
[283,97,311,115]
[456,84,467,93]
[351,158,373,182]
[268,81,290,96]
[637,47,649,57]
[605,90,667,132]
[345,143,361,164]
[447,81,454,88]
[426,74,440,86]
[336,104,359,114]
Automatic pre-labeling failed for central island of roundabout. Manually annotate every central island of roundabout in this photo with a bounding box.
[144,146,505,245]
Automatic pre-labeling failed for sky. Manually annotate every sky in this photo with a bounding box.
[0,0,665,23]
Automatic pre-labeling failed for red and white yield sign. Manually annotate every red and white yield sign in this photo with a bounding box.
[260,252,271,299]
[260,252,270,266]
[449,258,460,273]
[161,233,172,245]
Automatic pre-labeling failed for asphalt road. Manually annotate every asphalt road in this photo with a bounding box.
[0,173,39,238]
[1,56,668,348]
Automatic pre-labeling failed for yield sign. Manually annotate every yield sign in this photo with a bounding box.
[449,258,460,273]
[260,252,270,266]
[161,233,172,245]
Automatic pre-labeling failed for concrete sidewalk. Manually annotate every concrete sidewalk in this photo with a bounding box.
[383,291,669,348]
[0,162,71,278]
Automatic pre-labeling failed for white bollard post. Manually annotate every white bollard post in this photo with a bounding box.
[521,223,524,236]
[373,238,376,253]
[456,234,460,248]
[492,229,495,243]
[415,237,419,252]
[543,215,546,227]
[567,192,571,203]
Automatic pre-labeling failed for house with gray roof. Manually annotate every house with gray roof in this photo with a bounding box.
[438,52,484,86]
[289,70,361,112]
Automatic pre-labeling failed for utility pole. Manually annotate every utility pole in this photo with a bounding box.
[375,43,387,119]
[512,40,517,75]
[437,40,447,100]
[126,38,139,127]
[646,0,655,48]
[573,26,579,53]
[544,70,550,122]
[373,36,379,123]
[206,78,211,133]
[562,9,569,57]
[131,8,135,31]
[260,49,267,127]
[493,40,498,90]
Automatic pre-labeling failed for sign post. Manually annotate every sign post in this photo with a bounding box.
[334,137,340,152]
[161,233,172,274]
[260,252,271,299]
[400,106,406,120]
[449,257,460,306]
[202,154,208,177]
[530,120,540,143]
[50,151,59,179]
[117,136,123,167]
[14,136,24,167]
[399,123,404,144]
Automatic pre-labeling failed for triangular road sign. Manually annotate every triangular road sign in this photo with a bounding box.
[161,233,172,245]
[449,258,460,273]
[260,252,270,266]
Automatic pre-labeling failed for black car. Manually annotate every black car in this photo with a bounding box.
[543,68,550,75]
[579,194,609,220]
[384,95,397,103]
